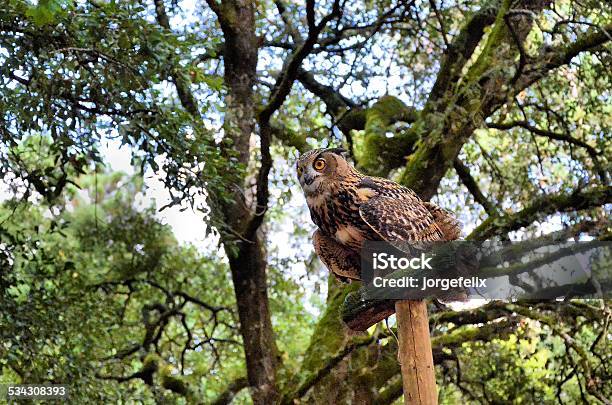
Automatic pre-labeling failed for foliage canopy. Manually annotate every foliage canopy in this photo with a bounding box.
[0,0,610,403]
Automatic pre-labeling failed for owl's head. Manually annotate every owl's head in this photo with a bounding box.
[296,148,353,195]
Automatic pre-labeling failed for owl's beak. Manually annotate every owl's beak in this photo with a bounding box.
[302,173,315,186]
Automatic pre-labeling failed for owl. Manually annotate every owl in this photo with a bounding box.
[296,148,461,282]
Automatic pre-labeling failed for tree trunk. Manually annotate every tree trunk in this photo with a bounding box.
[215,1,280,403]
[227,238,279,404]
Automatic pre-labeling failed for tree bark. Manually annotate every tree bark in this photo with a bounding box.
[210,1,280,403]
[227,240,279,404]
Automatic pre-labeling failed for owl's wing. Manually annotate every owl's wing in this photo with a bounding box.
[359,195,445,243]
[423,202,461,241]
[313,229,361,282]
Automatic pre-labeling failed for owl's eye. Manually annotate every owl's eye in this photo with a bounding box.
[313,159,326,171]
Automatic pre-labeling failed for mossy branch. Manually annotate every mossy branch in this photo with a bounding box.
[468,186,611,240]
[515,23,612,92]
[354,96,419,176]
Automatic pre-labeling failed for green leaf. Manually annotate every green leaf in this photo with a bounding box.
[26,0,67,26]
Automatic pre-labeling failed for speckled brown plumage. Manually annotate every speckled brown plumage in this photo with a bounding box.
[297,148,461,282]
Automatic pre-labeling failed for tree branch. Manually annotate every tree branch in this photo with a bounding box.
[247,1,343,238]
[274,0,303,44]
[487,120,608,182]
[153,0,201,118]
[468,186,611,240]
[453,158,498,216]
[427,1,498,103]
[211,376,249,405]
[504,12,529,85]
[314,2,408,54]
[355,96,420,175]
[97,355,159,386]
[280,335,375,405]
[428,0,449,48]
[297,67,356,114]
[515,23,612,92]
[259,0,343,123]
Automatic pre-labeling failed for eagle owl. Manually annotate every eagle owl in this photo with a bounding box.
[297,148,461,282]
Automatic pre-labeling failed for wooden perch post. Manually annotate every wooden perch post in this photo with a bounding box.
[341,292,438,404]
[395,300,437,405]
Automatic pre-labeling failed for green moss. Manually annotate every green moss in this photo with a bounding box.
[367,96,410,127]
[299,281,360,374]
[464,0,512,85]
[354,96,420,176]
[397,139,435,189]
